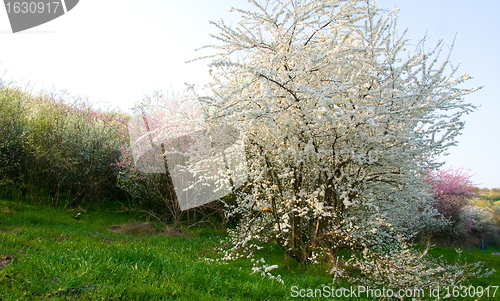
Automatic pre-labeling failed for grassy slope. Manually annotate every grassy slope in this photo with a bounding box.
[1,199,499,300]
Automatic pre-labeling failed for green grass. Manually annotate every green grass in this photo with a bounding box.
[0,199,333,300]
[1,199,500,300]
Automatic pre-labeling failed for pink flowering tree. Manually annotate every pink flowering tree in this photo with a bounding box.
[426,168,479,222]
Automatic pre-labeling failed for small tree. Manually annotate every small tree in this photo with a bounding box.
[123,90,242,227]
[200,0,477,266]
[122,91,188,226]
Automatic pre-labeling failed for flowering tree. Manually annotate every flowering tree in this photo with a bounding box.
[199,0,477,266]
[426,168,478,222]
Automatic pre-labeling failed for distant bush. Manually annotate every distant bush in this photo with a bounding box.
[0,86,27,196]
[426,168,500,246]
[478,188,500,202]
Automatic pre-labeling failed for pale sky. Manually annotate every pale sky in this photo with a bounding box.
[0,0,498,188]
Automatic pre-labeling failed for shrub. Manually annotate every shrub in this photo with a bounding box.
[0,84,127,207]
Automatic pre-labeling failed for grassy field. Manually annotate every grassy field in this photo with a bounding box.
[1,199,500,300]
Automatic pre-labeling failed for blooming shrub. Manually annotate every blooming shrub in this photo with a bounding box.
[187,0,491,289]
[458,204,499,246]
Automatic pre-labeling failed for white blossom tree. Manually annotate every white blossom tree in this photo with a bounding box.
[198,0,477,265]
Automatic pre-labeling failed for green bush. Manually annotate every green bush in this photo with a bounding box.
[0,84,128,207]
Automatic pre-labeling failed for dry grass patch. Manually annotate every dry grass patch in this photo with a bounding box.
[107,222,159,235]
[106,223,191,238]
[0,256,13,269]
[1,208,13,214]
[164,226,191,238]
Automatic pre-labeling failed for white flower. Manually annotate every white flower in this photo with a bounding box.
[264,265,279,272]
[343,199,354,207]
[251,267,261,273]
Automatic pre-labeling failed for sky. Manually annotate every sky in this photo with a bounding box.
[0,0,498,188]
